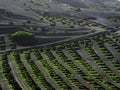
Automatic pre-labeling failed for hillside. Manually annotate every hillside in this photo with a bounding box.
[0,0,120,90]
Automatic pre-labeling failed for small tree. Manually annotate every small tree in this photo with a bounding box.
[12,31,36,46]
[50,22,56,27]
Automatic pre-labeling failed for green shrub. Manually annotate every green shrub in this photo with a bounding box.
[12,31,36,46]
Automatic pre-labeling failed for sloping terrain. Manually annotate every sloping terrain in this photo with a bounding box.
[0,0,120,90]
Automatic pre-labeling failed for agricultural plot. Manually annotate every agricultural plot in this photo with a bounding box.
[0,0,120,90]
[0,31,120,90]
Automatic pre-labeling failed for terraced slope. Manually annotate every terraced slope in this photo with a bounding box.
[0,31,120,90]
[0,0,120,90]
